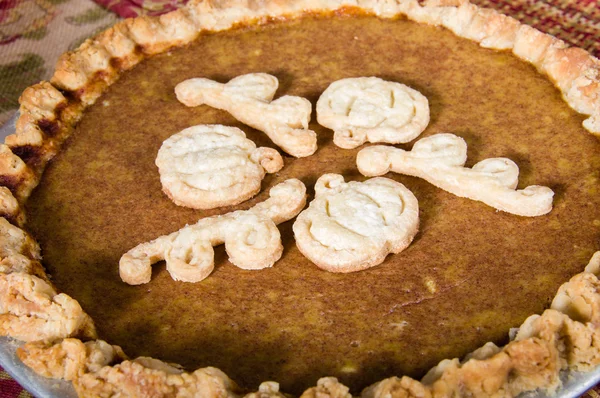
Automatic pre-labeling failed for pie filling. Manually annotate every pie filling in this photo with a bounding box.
[25,14,600,394]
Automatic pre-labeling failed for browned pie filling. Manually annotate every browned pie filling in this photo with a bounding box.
[25,14,600,394]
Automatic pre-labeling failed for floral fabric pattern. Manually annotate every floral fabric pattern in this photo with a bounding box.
[0,0,118,125]
[94,0,188,17]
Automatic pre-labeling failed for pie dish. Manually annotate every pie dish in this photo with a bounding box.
[1,0,600,396]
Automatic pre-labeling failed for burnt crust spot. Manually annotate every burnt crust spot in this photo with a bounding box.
[0,175,21,196]
[109,58,123,70]
[54,102,67,120]
[37,119,61,138]
[10,145,43,168]
[94,70,110,83]
[59,89,79,103]
[0,212,19,227]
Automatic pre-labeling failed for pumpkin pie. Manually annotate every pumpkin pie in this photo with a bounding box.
[1,0,600,396]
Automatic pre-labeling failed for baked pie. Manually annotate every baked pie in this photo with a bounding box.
[1,0,600,396]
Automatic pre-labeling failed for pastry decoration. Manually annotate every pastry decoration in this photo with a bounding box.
[156,124,283,209]
[293,174,419,273]
[119,179,306,285]
[317,77,430,149]
[357,133,554,217]
[175,73,317,158]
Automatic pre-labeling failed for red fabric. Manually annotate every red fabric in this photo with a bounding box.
[1,0,599,397]
[93,0,188,18]
[0,364,32,397]
[472,0,600,57]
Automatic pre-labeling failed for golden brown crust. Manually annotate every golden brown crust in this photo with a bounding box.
[73,360,241,398]
[412,0,600,135]
[506,338,562,395]
[515,309,600,373]
[94,22,142,71]
[2,82,77,205]
[126,9,199,55]
[17,338,127,381]
[245,382,291,398]
[300,377,352,398]
[362,376,431,398]
[550,272,600,324]
[0,215,39,260]
[0,144,37,203]
[0,187,25,227]
[1,0,600,396]
[18,339,89,381]
[426,353,514,397]
[0,217,48,281]
[584,251,600,275]
[0,272,96,341]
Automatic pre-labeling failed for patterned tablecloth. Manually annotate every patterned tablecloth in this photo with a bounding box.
[0,0,599,397]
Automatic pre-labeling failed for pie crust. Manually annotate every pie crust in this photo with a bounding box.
[1,0,600,396]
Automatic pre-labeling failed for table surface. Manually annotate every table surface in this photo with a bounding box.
[0,0,599,396]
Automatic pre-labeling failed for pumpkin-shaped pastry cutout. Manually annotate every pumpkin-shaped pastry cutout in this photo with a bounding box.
[293,174,419,273]
[317,77,430,149]
[156,124,283,209]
